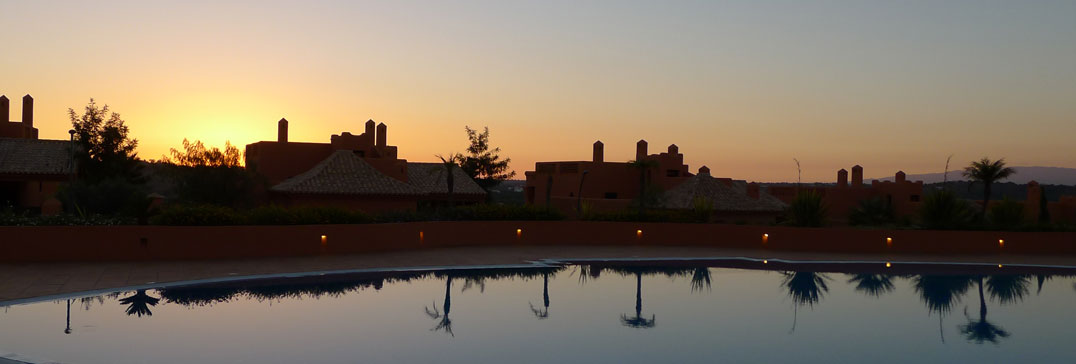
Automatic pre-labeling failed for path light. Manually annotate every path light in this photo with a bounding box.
[999,239,1005,247]
[762,233,769,243]
[636,229,643,238]
[419,231,424,242]
[886,237,893,245]
[517,228,522,238]
[885,262,892,268]
[320,235,327,245]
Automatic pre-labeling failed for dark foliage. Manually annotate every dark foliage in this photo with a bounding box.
[458,126,516,190]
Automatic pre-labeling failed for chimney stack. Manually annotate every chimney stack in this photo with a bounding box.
[636,140,648,161]
[22,94,33,127]
[376,122,387,146]
[277,118,288,142]
[365,119,376,138]
[837,169,848,187]
[895,171,906,183]
[851,165,864,187]
[698,166,710,175]
[668,144,678,155]
[0,95,8,123]
[592,140,604,163]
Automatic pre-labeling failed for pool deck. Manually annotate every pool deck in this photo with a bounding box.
[4,245,1076,305]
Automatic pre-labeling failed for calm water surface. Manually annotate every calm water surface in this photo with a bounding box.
[2,260,1075,363]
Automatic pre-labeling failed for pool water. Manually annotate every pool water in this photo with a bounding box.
[2,259,1075,363]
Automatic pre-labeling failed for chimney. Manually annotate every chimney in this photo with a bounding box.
[698,165,710,175]
[636,140,648,161]
[365,119,376,138]
[22,94,33,127]
[277,118,288,142]
[592,140,604,163]
[895,171,906,183]
[851,165,864,187]
[747,183,760,199]
[376,122,387,146]
[837,169,848,187]
[0,95,8,123]
[668,144,678,155]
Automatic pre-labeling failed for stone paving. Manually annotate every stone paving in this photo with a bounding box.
[4,245,1076,304]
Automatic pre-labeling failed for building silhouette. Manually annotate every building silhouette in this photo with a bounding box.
[0,94,74,213]
[245,118,484,211]
[767,166,924,222]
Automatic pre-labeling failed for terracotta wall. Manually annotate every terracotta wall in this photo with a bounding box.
[2,221,1074,263]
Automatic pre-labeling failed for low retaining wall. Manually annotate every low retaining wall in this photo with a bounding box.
[2,221,1076,262]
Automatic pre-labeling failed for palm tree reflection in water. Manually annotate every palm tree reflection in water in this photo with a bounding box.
[690,268,712,293]
[118,290,161,317]
[782,271,830,333]
[847,274,896,297]
[530,272,551,319]
[425,277,454,336]
[914,275,972,343]
[620,272,656,329]
[960,275,1030,345]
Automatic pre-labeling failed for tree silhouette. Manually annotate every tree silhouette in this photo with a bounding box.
[118,290,161,317]
[627,159,660,214]
[530,272,551,319]
[620,272,656,328]
[847,274,896,297]
[963,158,1016,218]
[913,275,972,343]
[960,276,1010,344]
[690,268,712,293]
[782,271,830,333]
[435,154,463,207]
[68,99,140,182]
[425,277,454,336]
[458,126,515,190]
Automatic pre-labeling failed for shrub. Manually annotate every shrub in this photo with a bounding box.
[57,178,148,216]
[149,204,241,226]
[0,209,133,226]
[989,198,1024,230]
[849,197,894,226]
[919,189,975,230]
[583,209,705,223]
[438,204,563,221]
[786,191,828,227]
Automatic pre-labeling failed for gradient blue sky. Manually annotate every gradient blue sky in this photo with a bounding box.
[2,0,1074,181]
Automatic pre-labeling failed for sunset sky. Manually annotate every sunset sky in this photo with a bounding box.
[3,0,1074,182]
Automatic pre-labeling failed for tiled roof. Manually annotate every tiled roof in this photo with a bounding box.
[663,172,787,212]
[0,138,76,176]
[271,150,423,196]
[407,163,487,196]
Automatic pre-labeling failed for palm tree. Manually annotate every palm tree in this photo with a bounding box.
[530,272,551,319]
[436,153,462,207]
[64,299,73,334]
[782,271,830,333]
[690,268,712,293]
[960,276,1010,344]
[963,158,1016,218]
[118,289,161,317]
[620,271,656,328]
[913,275,973,343]
[847,274,896,297]
[627,159,659,214]
[425,276,454,336]
[986,275,1031,305]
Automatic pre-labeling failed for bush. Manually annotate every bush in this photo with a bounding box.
[919,189,975,230]
[436,204,563,221]
[0,209,133,226]
[149,204,242,226]
[849,197,894,226]
[151,204,373,225]
[989,198,1024,230]
[583,209,706,223]
[786,191,828,227]
[57,178,148,216]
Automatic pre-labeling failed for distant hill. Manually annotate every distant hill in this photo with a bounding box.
[875,166,1076,186]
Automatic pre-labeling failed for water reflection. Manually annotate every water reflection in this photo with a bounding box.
[22,261,1076,350]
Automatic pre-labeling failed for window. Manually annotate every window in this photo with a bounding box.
[604,192,618,199]
[666,169,680,177]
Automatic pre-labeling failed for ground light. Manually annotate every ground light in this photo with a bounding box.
[886,262,892,268]
[762,260,768,264]
[419,231,424,242]
[636,229,643,238]
[999,239,1005,247]
[886,237,893,246]
[516,228,522,238]
[762,233,769,243]
[320,235,327,245]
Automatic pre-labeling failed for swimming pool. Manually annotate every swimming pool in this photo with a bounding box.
[2,258,1075,363]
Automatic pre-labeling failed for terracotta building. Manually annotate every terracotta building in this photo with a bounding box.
[0,94,74,214]
[1023,181,1076,224]
[245,119,484,212]
[767,166,924,222]
[523,140,785,219]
